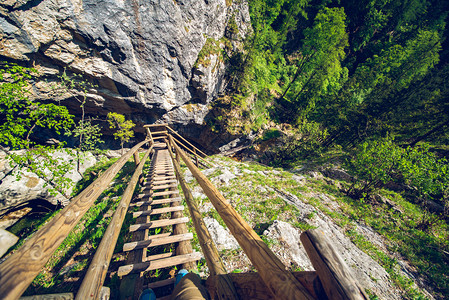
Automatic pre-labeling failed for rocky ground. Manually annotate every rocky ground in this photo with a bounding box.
[181,155,436,299]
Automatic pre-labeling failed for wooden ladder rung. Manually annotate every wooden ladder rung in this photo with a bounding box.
[117,252,202,276]
[152,176,177,181]
[129,217,189,232]
[133,206,184,218]
[152,190,179,197]
[151,184,178,190]
[146,179,177,186]
[123,233,193,251]
[130,197,183,207]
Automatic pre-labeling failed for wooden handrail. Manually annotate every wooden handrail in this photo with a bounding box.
[171,135,214,168]
[167,136,239,299]
[172,142,315,300]
[76,145,153,300]
[166,126,208,158]
[300,230,369,300]
[0,139,148,299]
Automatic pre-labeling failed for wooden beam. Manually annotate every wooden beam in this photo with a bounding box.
[129,217,189,231]
[173,142,314,300]
[123,233,194,251]
[143,123,169,128]
[0,139,149,300]
[300,230,369,300]
[168,135,239,300]
[206,272,327,300]
[76,146,153,300]
[118,252,202,276]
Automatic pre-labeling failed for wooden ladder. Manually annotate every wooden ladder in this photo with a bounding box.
[118,140,200,298]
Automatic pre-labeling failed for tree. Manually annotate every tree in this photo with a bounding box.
[0,62,75,197]
[107,112,135,152]
[279,7,349,123]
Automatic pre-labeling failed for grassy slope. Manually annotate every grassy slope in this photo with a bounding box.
[182,154,449,300]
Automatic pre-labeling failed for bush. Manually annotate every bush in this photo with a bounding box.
[346,137,448,211]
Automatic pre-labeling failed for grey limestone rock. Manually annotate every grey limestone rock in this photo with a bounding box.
[204,216,239,251]
[0,228,18,258]
[0,0,251,136]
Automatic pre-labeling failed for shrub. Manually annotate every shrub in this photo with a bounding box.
[346,137,448,211]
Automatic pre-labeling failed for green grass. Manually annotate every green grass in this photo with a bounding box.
[183,154,447,299]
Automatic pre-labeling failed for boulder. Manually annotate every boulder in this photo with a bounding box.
[0,228,19,258]
[204,216,239,251]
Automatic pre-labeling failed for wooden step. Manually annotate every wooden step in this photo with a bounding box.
[152,175,177,181]
[146,179,177,186]
[151,183,178,190]
[129,217,189,232]
[117,252,202,276]
[130,197,183,207]
[152,190,179,197]
[133,206,184,218]
[123,233,193,251]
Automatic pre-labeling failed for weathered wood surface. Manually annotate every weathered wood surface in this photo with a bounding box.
[129,216,189,232]
[123,233,194,252]
[132,205,184,217]
[168,136,239,300]
[143,123,169,128]
[173,141,314,300]
[20,293,74,300]
[300,229,369,300]
[206,272,327,300]
[118,252,202,276]
[75,146,152,300]
[0,139,148,300]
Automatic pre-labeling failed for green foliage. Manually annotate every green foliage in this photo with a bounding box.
[107,112,135,150]
[194,38,225,68]
[66,120,104,152]
[0,62,76,196]
[270,120,328,167]
[346,137,449,209]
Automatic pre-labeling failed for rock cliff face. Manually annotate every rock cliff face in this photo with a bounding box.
[0,0,250,140]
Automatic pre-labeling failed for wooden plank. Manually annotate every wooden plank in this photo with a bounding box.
[168,135,239,300]
[118,252,202,276]
[206,271,327,300]
[145,252,175,262]
[130,197,183,207]
[146,179,177,186]
[152,176,177,181]
[300,230,369,300]
[144,123,169,128]
[151,183,178,190]
[20,293,74,300]
[129,217,189,232]
[174,142,314,300]
[123,233,193,252]
[150,131,168,135]
[133,206,184,218]
[0,139,149,300]
[76,146,153,300]
[152,190,179,197]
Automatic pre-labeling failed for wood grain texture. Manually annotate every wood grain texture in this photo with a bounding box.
[173,141,314,300]
[75,146,152,300]
[300,230,369,300]
[0,140,148,300]
[118,252,202,276]
[206,272,327,300]
[123,233,194,252]
[168,136,240,300]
